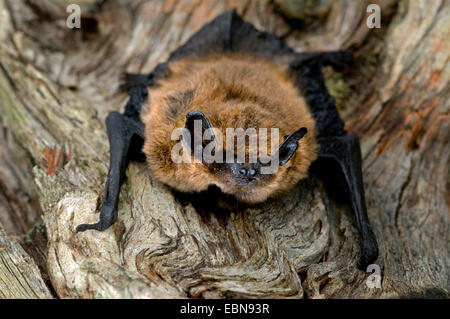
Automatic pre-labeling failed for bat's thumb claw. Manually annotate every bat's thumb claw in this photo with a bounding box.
[75,223,95,232]
[75,222,110,232]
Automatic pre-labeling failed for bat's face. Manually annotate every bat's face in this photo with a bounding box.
[181,111,312,203]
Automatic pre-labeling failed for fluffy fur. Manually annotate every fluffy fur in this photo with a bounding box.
[141,54,317,203]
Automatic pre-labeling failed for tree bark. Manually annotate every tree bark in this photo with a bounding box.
[0,0,448,298]
[0,225,52,298]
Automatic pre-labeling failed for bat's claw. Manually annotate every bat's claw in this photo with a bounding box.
[75,221,111,232]
[76,223,98,232]
[75,206,117,233]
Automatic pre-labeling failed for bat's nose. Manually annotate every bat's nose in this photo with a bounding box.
[238,166,258,178]
[248,168,257,177]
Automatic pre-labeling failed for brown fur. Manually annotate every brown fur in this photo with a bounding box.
[141,54,318,203]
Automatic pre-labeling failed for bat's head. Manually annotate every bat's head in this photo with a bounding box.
[180,111,315,203]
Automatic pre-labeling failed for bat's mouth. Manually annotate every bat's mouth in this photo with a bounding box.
[234,176,257,185]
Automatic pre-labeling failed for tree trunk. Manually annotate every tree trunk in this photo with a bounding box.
[0,0,448,298]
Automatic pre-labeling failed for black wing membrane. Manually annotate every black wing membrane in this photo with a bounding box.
[311,135,379,269]
[75,100,146,232]
[289,51,378,269]
[77,10,378,270]
[167,10,294,62]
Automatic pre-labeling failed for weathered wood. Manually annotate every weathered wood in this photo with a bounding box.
[0,225,52,298]
[0,0,448,298]
[343,0,450,297]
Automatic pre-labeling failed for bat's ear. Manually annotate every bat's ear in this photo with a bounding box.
[276,127,308,166]
[182,111,217,158]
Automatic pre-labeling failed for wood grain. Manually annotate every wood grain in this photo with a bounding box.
[0,0,448,298]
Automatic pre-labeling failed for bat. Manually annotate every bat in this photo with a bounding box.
[76,10,378,270]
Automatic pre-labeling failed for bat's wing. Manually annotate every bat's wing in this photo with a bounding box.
[312,135,379,270]
[76,104,146,232]
[76,64,169,232]
[167,9,294,63]
[289,53,378,270]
